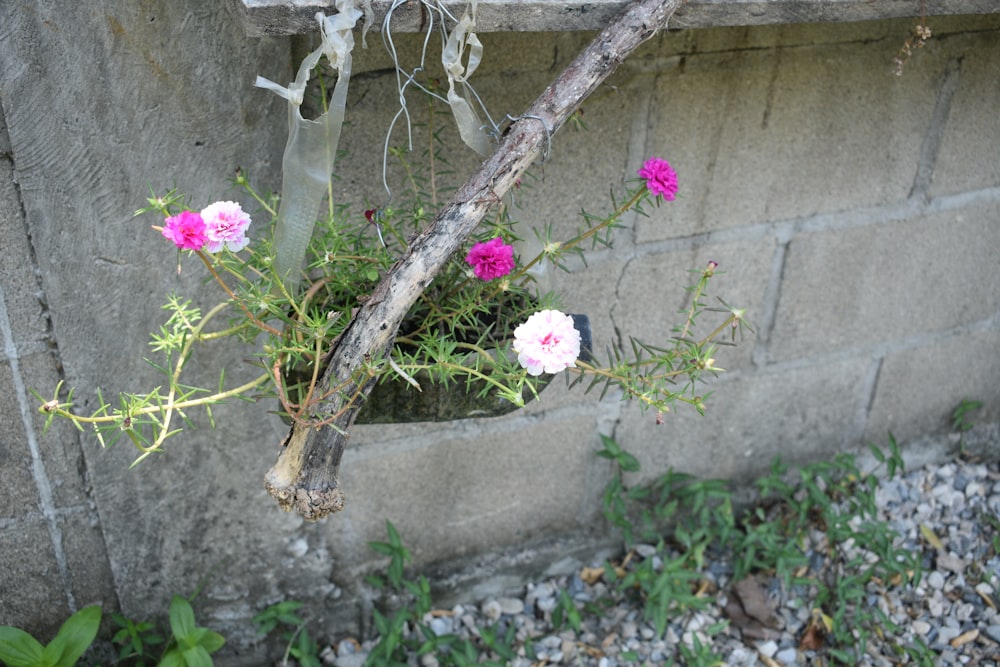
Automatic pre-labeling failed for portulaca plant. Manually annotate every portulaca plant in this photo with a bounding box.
[34,5,749,467]
[36,149,747,464]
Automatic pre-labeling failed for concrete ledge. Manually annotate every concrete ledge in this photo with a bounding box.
[232,0,998,36]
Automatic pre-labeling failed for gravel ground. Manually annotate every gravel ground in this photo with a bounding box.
[329,450,1000,667]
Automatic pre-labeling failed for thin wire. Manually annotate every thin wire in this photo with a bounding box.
[380,0,448,204]
[379,0,503,200]
[505,113,553,163]
[464,80,501,143]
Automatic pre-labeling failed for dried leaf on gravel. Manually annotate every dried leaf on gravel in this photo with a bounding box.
[799,613,827,650]
[579,565,605,585]
[920,523,945,550]
[723,576,785,640]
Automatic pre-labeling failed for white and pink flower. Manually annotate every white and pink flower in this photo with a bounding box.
[513,309,580,376]
[201,201,252,253]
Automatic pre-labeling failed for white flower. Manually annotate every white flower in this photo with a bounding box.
[513,310,580,376]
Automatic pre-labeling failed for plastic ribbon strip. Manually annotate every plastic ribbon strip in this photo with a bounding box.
[255,1,363,289]
[441,0,493,156]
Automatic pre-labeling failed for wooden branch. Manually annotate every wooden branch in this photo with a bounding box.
[264,0,685,520]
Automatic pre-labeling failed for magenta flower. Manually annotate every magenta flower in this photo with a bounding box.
[201,201,252,253]
[162,210,208,250]
[513,310,581,376]
[638,156,678,201]
[465,236,515,281]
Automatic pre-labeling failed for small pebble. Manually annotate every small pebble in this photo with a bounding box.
[937,553,967,574]
[536,596,557,613]
[333,655,366,667]
[481,599,502,621]
[955,602,976,622]
[775,647,798,665]
[498,597,524,615]
[936,626,961,646]
[966,481,986,498]
[757,640,779,658]
[428,616,452,636]
[286,537,309,557]
[728,647,758,666]
[634,544,657,558]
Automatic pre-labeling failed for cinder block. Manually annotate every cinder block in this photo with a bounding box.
[929,32,1000,197]
[0,359,38,519]
[768,201,1000,361]
[350,30,592,78]
[336,66,592,227]
[634,33,941,242]
[650,15,998,59]
[0,107,10,154]
[0,511,114,645]
[73,391,303,619]
[553,256,629,370]
[509,80,639,241]
[613,238,777,372]
[614,355,872,486]
[338,412,602,566]
[480,32,594,76]
[17,351,93,510]
[55,509,118,618]
[338,58,640,253]
[0,517,71,634]
[350,366,615,465]
[866,327,1000,444]
[0,159,50,353]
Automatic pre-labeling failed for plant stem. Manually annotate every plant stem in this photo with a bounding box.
[195,251,282,337]
[53,372,270,427]
[497,185,648,301]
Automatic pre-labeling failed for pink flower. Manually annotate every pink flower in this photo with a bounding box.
[513,310,581,376]
[465,236,515,281]
[201,201,251,253]
[162,210,208,250]
[638,156,678,201]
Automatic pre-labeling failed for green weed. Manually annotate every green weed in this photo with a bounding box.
[598,432,920,664]
[0,606,101,667]
[0,596,222,667]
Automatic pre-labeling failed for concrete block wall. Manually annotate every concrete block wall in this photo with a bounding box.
[1,1,998,656]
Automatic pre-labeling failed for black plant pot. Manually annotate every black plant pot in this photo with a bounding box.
[355,313,593,423]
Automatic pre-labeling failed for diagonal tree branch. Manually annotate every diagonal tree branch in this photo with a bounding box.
[265,0,685,520]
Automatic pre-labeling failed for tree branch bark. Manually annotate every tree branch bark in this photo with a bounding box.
[264,0,685,520]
